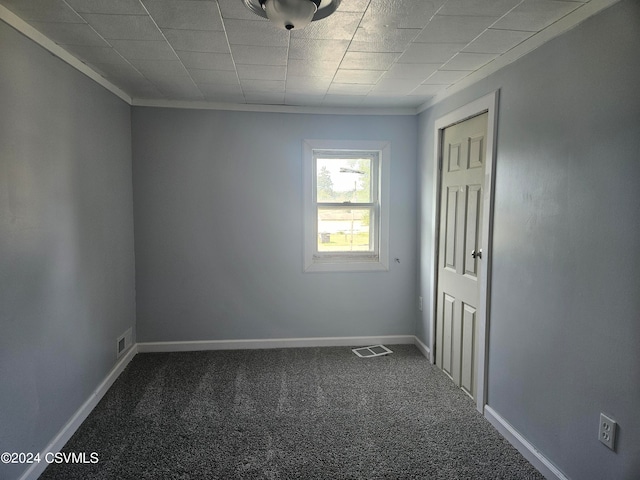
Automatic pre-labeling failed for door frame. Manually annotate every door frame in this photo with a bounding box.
[430,91,499,413]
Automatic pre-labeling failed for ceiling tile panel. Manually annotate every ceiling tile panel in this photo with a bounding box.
[175,51,235,71]
[288,38,350,61]
[90,61,144,79]
[224,19,289,47]
[244,92,285,104]
[336,0,371,13]
[327,83,373,95]
[414,15,499,44]
[291,12,362,40]
[153,78,204,99]
[287,59,341,77]
[437,0,522,17]
[241,79,286,93]
[423,70,471,84]
[492,0,582,32]
[347,40,399,54]
[285,94,326,106]
[384,63,440,80]
[63,45,130,66]
[163,29,230,53]
[142,0,224,31]
[463,29,534,54]
[230,45,288,65]
[129,59,191,78]
[349,27,421,53]
[286,76,332,94]
[29,22,110,47]
[442,52,497,70]
[1,0,85,23]
[82,14,164,41]
[362,0,446,29]
[65,0,148,15]
[109,39,179,61]
[398,43,465,64]
[198,83,244,96]
[218,0,268,21]
[237,64,286,81]
[339,52,400,70]
[333,69,385,84]
[370,78,423,95]
[189,69,239,85]
[90,62,160,95]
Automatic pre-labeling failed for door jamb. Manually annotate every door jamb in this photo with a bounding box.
[430,91,499,413]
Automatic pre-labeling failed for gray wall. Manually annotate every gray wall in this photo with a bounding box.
[0,22,135,480]
[132,108,418,342]
[417,1,640,478]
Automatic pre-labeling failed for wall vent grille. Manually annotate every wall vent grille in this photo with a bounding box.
[117,328,132,358]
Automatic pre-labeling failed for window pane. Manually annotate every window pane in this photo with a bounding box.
[316,156,372,203]
[317,207,373,252]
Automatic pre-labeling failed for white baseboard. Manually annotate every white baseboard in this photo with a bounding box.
[413,336,431,360]
[484,405,568,480]
[137,335,417,352]
[18,345,138,480]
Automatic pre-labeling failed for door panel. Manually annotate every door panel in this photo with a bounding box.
[436,112,488,400]
[461,304,476,396]
[448,143,461,172]
[445,187,458,270]
[468,135,484,169]
[441,293,455,377]
[464,185,481,278]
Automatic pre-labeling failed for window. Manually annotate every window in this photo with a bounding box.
[303,139,390,272]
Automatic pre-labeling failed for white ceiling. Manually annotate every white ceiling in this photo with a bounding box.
[0,0,608,110]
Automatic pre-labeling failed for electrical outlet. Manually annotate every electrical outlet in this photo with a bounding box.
[599,413,617,450]
[418,296,423,311]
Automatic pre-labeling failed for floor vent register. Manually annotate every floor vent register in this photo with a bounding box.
[352,345,393,358]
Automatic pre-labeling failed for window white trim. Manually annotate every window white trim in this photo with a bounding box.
[303,139,390,273]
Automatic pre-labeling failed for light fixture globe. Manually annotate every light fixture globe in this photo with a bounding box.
[242,0,341,30]
[264,0,316,30]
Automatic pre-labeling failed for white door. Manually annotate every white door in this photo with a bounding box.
[436,112,488,400]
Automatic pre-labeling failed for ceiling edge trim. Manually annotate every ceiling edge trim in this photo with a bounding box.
[1,6,132,104]
[416,0,622,114]
[131,98,418,116]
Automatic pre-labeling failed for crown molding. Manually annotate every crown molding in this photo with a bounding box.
[131,98,417,115]
[1,6,131,104]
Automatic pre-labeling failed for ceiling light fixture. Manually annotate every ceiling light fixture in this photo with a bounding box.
[242,0,341,30]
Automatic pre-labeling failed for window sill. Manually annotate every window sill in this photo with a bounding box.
[304,258,389,273]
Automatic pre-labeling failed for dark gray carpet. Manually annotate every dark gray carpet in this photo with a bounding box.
[40,345,544,479]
